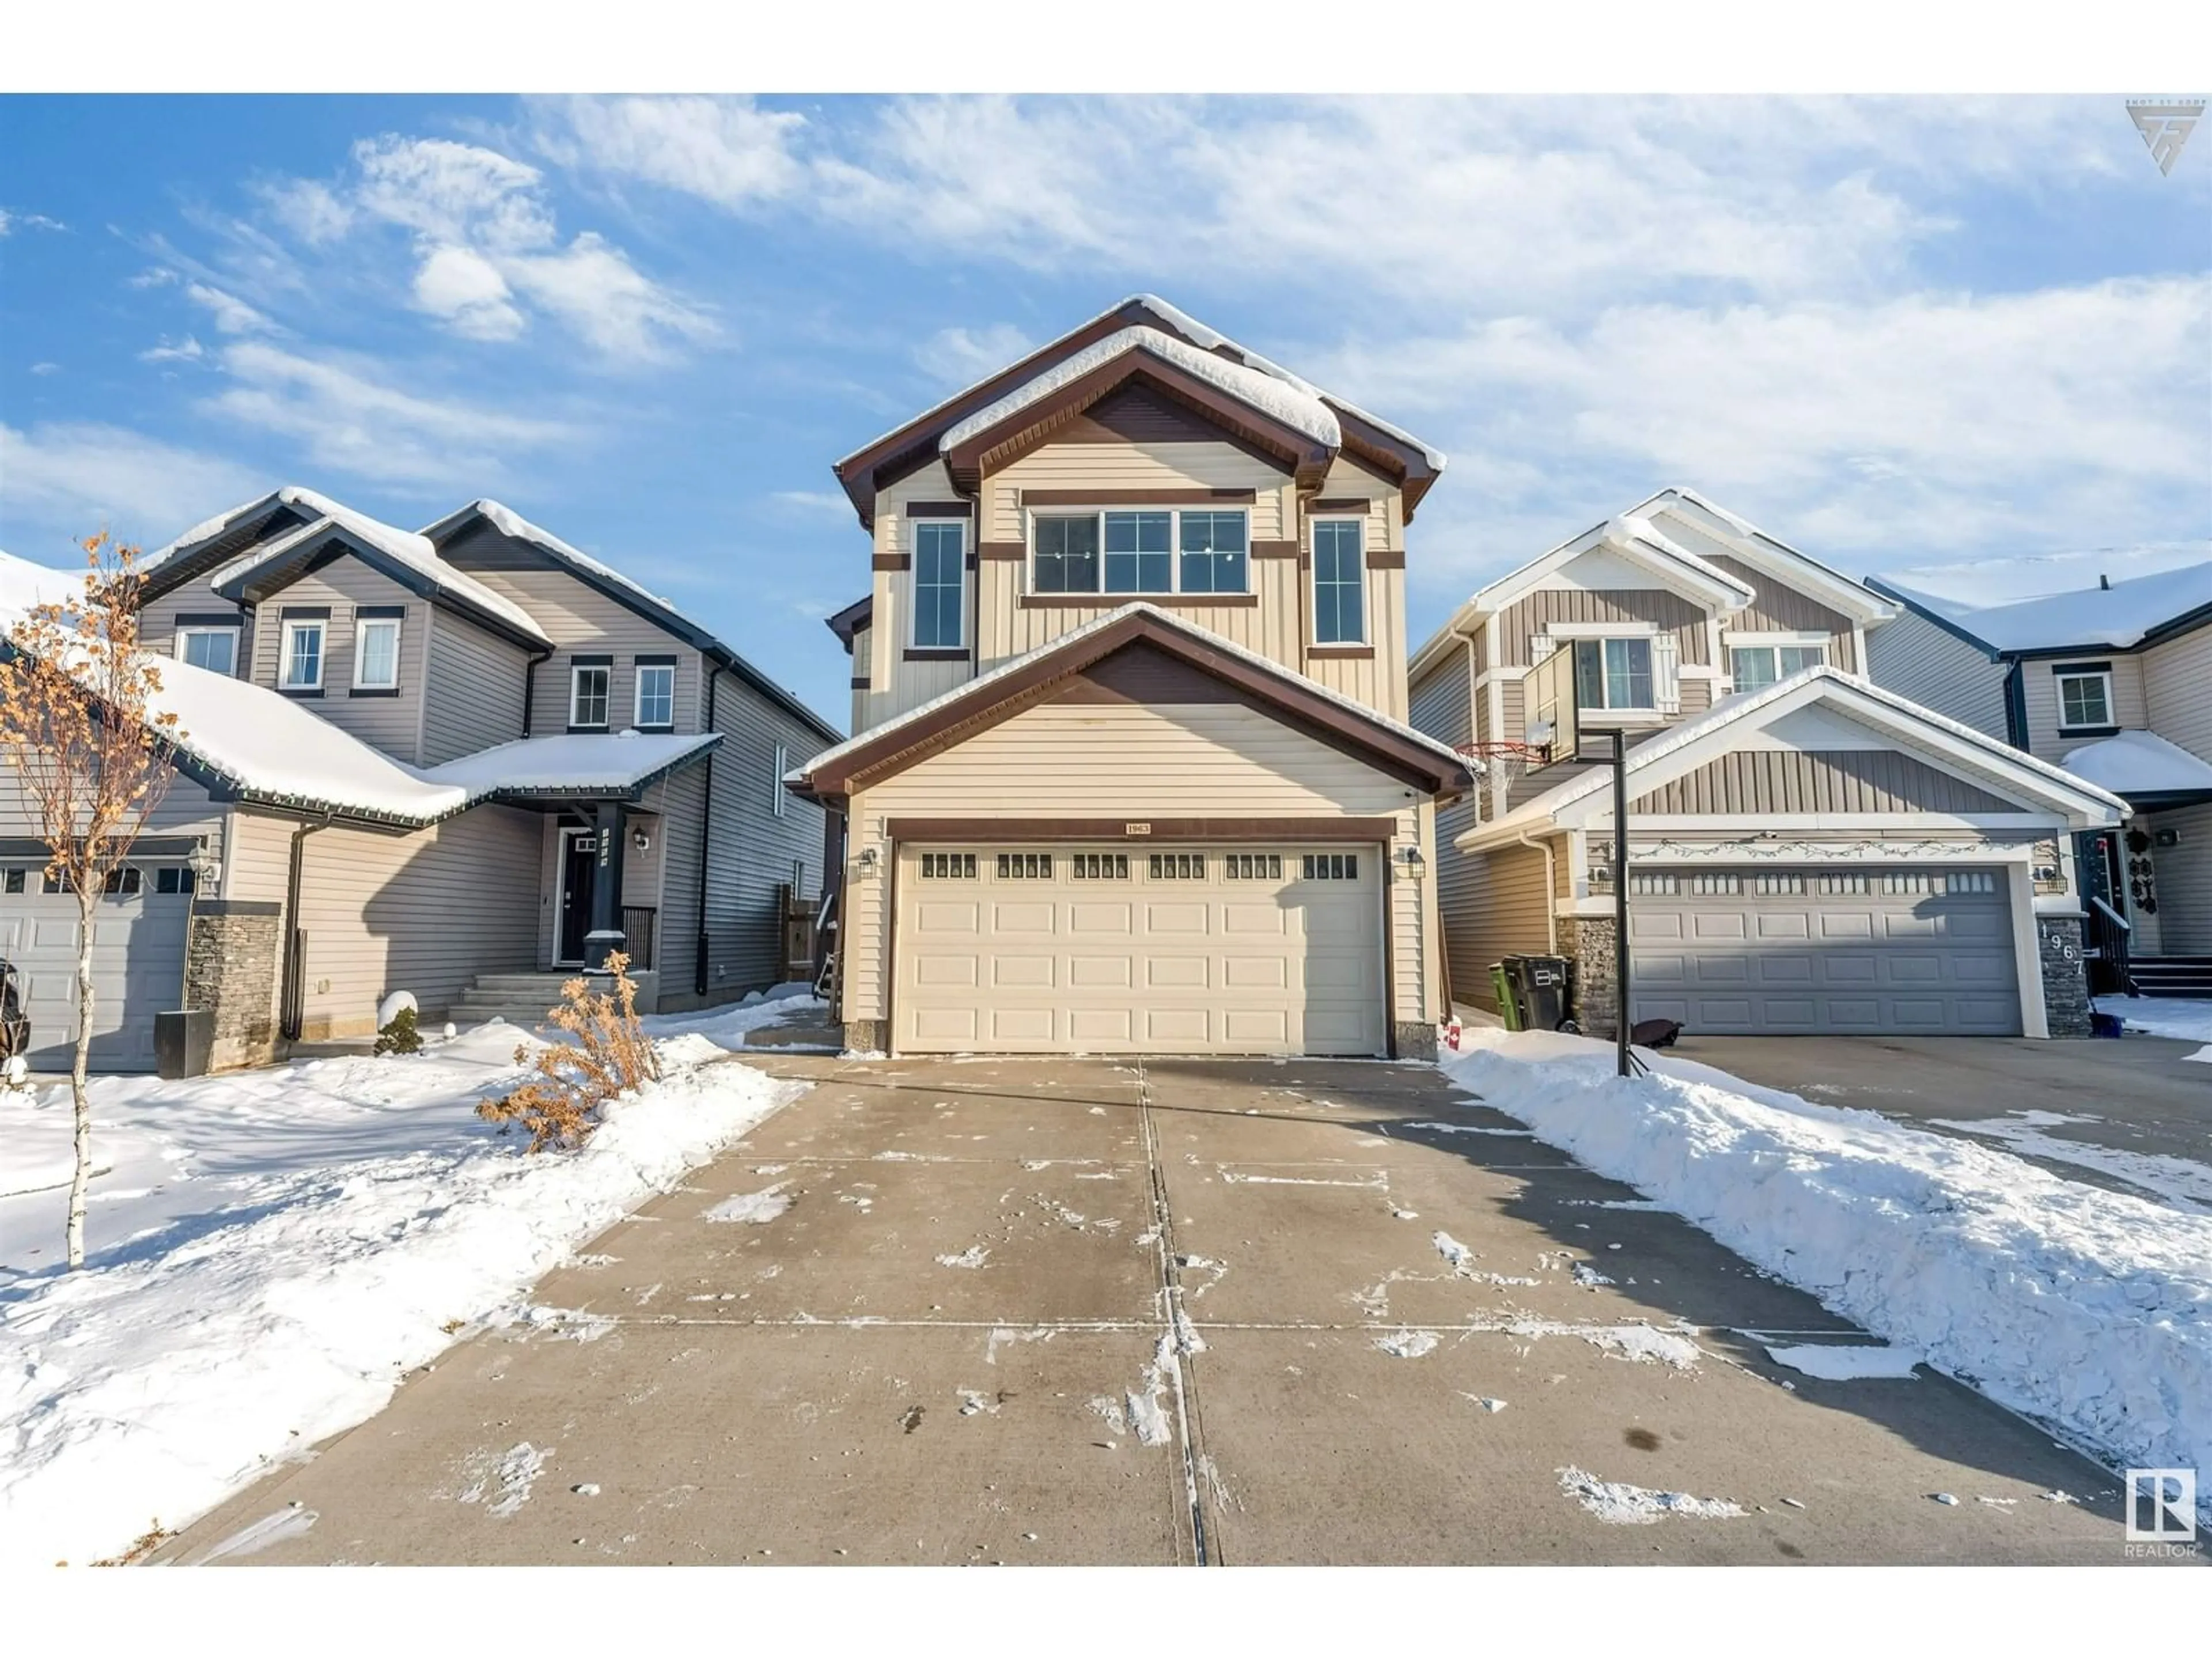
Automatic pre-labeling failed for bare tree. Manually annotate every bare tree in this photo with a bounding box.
[0,536,181,1268]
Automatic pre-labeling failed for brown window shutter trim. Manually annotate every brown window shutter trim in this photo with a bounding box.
[1018,592,1259,610]
[883,816,1399,844]
[872,552,910,571]
[976,541,1028,560]
[903,646,971,662]
[1307,497,1373,513]
[904,500,974,518]
[1365,548,1406,570]
[1251,540,1300,559]
[1308,644,1376,660]
[1020,488,1257,506]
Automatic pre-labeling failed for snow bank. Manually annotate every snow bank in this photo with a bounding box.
[0,1019,809,1566]
[1441,1028,2212,1504]
[2119,999,2212,1044]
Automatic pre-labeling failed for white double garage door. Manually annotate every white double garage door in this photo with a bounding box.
[895,843,1387,1056]
[1627,866,2022,1036]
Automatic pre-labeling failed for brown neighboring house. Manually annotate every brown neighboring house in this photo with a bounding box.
[791,296,1474,1058]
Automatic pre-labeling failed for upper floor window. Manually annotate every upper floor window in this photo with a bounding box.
[1574,638,1654,711]
[1730,642,1823,693]
[913,521,966,647]
[1312,519,1365,643]
[354,615,402,692]
[1032,507,1250,597]
[635,660,675,729]
[175,626,238,677]
[2055,664,2113,731]
[279,618,324,692]
[570,662,611,729]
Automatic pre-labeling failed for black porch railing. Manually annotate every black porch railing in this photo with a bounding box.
[2085,895,2131,996]
[621,905,657,972]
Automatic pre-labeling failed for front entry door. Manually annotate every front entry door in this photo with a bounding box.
[558,828,599,964]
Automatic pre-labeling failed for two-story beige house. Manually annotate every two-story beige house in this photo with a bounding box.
[790,296,1474,1059]
[1,489,835,1072]
[1408,489,2126,1040]
[1865,558,2212,998]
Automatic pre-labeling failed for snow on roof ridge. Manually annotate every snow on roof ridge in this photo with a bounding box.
[1646,487,1895,618]
[1882,558,2212,653]
[793,600,1476,785]
[418,729,721,793]
[941,326,1342,454]
[2059,728,2212,797]
[145,485,368,570]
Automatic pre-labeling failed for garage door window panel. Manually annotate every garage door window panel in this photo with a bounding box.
[919,853,977,879]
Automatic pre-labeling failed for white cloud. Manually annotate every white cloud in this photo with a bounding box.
[199,340,575,488]
[499,233,714,360]
[259,177,354,245]
[0,209,66,237]
[138,335,206,365]
[912,322,1034,387]
[127,266,177,289]
[411,244,525,340]
[533,96,806,207]
[769,489,854,517]
[28,362,60,376]
[0,422,262,547]
[185,283,275,335]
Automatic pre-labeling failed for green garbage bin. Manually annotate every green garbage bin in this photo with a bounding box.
[1490,962,1522,1031]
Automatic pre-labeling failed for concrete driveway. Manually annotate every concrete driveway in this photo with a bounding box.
[154,1052,2141,1566]
[1677,1033,2212,1212]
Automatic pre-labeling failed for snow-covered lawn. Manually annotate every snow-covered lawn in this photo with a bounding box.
[2114,997,2212,1047]
[0,997,818,1566]
[1441,1026,2212,1514]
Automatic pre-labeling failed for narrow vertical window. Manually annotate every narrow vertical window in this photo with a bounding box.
[634,661,676,728]
[280,619,324,691]
[570,663,611,729]
[354,617,401,691]
[914,521,966,647]
[1312,520,1365,643]
[771,743,789,817]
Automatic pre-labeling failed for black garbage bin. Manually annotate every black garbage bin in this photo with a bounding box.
[155,1008,214,1080]
[1502,955,1575,1033]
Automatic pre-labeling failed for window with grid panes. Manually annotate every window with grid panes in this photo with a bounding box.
[1223,853,1282,880]
[1070,853,1129,880]
[1148,853,1205,880]
[1301,853,1359,880]
[997,853,1052,879]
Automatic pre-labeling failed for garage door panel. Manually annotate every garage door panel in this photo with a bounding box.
[991,955,1056,989]
[1222,955,1288,990]
[991,901,1057,934]
[1628,867,2019,1036]
[914,900,980,932]
[1224,1009,1291,1047]
[990,1007,1055,1043]
[1069,1008,1132,1044]
[1304,955,1368,992]
[5,882,191,1073]
[1146,1007,1211,1045]
[1145,956,1209,990]
[1069,956,1132,989]
[1222,903,1287,935]
[1145,902,1210,934]
[913,953,980,988]
[1068,903,1134,935]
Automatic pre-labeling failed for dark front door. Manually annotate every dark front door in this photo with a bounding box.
[559,830,598,964]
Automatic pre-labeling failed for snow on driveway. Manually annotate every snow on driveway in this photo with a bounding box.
[1441,1027,2212,1515]
[2116,998,2212,1046]
[0,997,818,1566]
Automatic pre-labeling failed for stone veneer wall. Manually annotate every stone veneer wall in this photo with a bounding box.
[2036,915,2093,1038]
[184,900,282,1071]
[1562,916,1618,1039]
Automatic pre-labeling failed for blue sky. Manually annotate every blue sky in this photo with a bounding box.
[2,94,2207,730]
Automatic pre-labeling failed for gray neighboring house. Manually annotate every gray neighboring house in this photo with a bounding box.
[1866,556,2212,997]
[0,489,839,1073]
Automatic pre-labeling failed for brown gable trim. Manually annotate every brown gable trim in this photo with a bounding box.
[904,500,974,518]
[884,816,1398,844]
[1018,592,1259,610]
[1308,497,1374,513]
[977,541,1027,561]
[1366,549,1406,570]
[904,646,970,662]
[1021,488,1257,506]
[1309,644,1376,660]
[1251,540,1300,560]
[873,552,910,571]
[1053,642,1238,704]
[801,611,1470,800]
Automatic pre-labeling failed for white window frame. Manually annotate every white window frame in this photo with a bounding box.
[1309,516,1368,645]
[771,743,789,818]
[1025,505,1252,599]
[1727,637,1827,691]
[911,520,967,649]
[173,625,240,677]
[352,616,402,691]
[279,618,325,691]
[569,662,612,730]
[2054,666,2115,732]
[634,661,676,729]
[1573,635,1658,713]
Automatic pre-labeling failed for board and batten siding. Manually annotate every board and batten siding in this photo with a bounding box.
[2142,623,2212,762]
[1863,610,2010,742]
[1633,749,2015,816]
[248,560,428,762]
[1705,552,1858,673]
[2147,798,2212,955]
[2022,653,2149,765]
[421,609,531,764]
[1442,842,1555,1013]
[839,696,1427,1032]
[1496,588,1713,669]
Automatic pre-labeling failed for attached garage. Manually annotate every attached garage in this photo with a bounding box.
[1627,867,2021,1036]
[895,843,1386,1055]
[0,861,195,1071]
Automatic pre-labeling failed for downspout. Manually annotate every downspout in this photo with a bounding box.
[694,664,721,997]
[1514,826,1560,952]
[520,643,553,738]
[279,809,335,1043]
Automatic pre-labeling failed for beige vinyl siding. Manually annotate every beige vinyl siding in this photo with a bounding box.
[222,809,296,904]
[1864,610,2010,741]
[1706,552,1857,673]
[1497,589,1712,668]
[141,588,251,674]
[2022,654,2148,764]
[2142,623,2212,760]
[1633,749,2015,815]
[1301,455,1410,721]
[249,562,426,762]
[290,804,543,1037]
[839,698,1423,1029]
[849,623,872,734]
[420,609,531,764]
[2147,800,2212,954]
[1443,842,1555,1013]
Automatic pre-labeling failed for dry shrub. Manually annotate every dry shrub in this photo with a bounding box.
[478,952,660,1152]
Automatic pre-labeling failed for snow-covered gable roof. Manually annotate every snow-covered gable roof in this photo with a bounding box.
[143,485,353,574]
[943,325,1342,454]
[1874,540,2211,611]
[791,599,1478,789]
[1460,664,2126,849]
[1633,487,1896,627]
[2061,729,2212,802]
[0,549,82,621]
[1872,559,2212,656]
[419,730,720,797]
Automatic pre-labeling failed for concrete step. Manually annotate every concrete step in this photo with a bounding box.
[469,974,584,994]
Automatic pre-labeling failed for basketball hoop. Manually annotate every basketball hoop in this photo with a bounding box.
[1458,739,1552,804]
